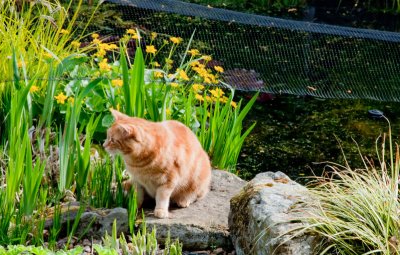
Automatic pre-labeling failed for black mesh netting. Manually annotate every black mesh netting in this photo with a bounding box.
[100,0,400,101]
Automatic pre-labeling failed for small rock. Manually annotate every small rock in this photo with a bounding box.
[82,238,91,246]
[63,190,76,202]
[92,239,102,245]
[212,247,224,254]
[84,245,91,253]
[56,237,68,249]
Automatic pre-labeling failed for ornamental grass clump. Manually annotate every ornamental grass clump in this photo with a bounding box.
[0,0,97,88]
[288,121,400,255]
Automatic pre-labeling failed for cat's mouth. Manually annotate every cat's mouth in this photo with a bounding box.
[104,146,118,156]
[103,141,118,155]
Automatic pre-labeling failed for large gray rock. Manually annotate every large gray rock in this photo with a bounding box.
[229,172,315,255]
[145,169,246,249]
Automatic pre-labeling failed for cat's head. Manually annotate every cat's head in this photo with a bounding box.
[103,109,142,155]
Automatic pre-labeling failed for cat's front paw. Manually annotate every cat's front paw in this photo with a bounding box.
[154,208,169,218]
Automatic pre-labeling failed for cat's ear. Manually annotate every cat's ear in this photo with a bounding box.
[115,123,142,142]
[110,108,129,121]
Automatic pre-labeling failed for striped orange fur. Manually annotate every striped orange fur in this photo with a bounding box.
[103,109,212,218]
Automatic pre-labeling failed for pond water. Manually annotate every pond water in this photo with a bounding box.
[236,94,400,183]
[230,3,400,182]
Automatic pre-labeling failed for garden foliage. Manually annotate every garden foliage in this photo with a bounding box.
[0,0,256,250]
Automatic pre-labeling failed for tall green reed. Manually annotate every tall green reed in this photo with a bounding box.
[197,90,258,170]
[22,143,46,216]
[89,156,125,209]
[75,115,101,200]
[0,52,41,243]
[90,160,114,208]
[58,77,101,192]
[120,38,146,118]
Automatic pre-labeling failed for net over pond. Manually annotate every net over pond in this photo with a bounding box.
[104,0,400,102]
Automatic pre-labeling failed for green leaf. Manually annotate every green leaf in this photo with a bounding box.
[131,47,145,117]
[102,114,114,128]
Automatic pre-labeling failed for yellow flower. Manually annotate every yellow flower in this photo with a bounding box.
[195,94,204,101]
[209,88,224,97]
[30,85,39,93]
[230,101,237,108]
[92,38,101,45]
[188,49,200,56]
[91,33,100,39]
[17,61,23,68]
[192,65,208,79]
[54,92,68,104]
[126,29,136,35]
[60,29,69,35]
[146,45,157,54]
[205,95,212,102]
[170,82,179,88]
[192,83,205,91]
[151,32,157,39]
[153,71,164,78]
[166,108,171,116]
[71,41,81,48]
[112,79,123,87]
[202,55,212,61]
[214,66,224,73]
[99,59,111,71]
[170,37,183,44]
[95,49,107,58]
[98,43,118,52]
[132,34,139,40]
[178,69,189,81]
[107,44,118,50]
[151,61,160,67]
[219,96,229,103]
[190,61,200,67]
[68,97,75,104]
[165,58,173,64]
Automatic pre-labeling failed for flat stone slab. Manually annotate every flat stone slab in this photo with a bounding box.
[145,170,246,250]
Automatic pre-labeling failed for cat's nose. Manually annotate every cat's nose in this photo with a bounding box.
[103,140,109,147]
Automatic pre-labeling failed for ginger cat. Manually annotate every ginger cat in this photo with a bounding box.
[103,109,212,218]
